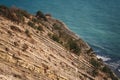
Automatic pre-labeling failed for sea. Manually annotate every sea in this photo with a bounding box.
[0,0,120,78]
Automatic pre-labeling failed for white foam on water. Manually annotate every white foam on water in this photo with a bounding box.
[97,55,111,61]
[118,69,120,72]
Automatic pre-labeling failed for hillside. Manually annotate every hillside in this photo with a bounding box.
[0,5,118,80]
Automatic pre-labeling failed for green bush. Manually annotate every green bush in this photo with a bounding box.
[28,21,37,29]
[25,29,31,37]
[36,10,47,21]
[53,23,61,30]
[17,9,30,18]
[102,65,111,73]
[32,18,40,23]
[0,5,30,23]
[28,21,44,31]
[67,39,80,55]
[102,65,118,80]
[51,34,59,42]
[92,69,98,77]
[15,11,24,22]
[90,58,100,68]
[48,33,52,37]
[37,26,44,31]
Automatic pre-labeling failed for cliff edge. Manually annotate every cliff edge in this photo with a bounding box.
[0,5,118,80]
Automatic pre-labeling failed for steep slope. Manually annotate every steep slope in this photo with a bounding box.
[0,6,118,80]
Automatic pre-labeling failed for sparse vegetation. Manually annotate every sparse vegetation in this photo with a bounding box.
[90,58,100,68]
[48,33,52,37]
[28,21,44,31]
[37,26,44,31]
[51,34,59,42]
[48,31,81,55]
[48,33,60,43]
[102,65,118,80]
[53,23,61,30]
[25,29,31,37]
[0,5,30,23]
[32,17,41,23]
[102,65,111,73]
[22,44,28,51]
[27,21,37,29]
[0,5,118,80]
[66,39,81,55]
[92,69,98,77]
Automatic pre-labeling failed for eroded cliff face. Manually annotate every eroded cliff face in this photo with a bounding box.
[0,6,118,80]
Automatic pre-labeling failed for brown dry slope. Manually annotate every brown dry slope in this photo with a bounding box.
[0,6,118,80]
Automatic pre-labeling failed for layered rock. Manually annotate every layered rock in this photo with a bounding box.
[0,6,118,80]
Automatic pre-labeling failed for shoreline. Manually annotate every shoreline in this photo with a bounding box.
[97,54,120,78]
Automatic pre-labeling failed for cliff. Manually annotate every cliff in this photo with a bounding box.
[0,5,118,80]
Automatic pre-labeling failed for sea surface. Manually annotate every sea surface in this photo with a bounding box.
[0,0,120,77]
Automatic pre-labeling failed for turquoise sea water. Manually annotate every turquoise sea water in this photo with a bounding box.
[0,0,120,77]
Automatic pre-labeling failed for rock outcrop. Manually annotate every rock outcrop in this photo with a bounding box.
[0,6,118,80]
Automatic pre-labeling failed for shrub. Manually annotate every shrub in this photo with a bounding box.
[102,65,118,80]
[25,29,31,37]
[37,26,44,31]
[32,18,39,23]
[48,33,52,37]
[15,11,24,22]
[102,65,111,73]
[17,9,30,18]
[53,23,61,30]
[51,34,59,42]
[36,10,47,21]
[92,69,98,77]
[0,5,30,23]
[22,44,28,51]
[90,58,100,68]
[67,39,80,55]
[28,21,37,29]
[0,5,9,16]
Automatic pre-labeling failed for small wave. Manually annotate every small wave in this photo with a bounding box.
[118,69,120,72]
[97,55,111,61]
